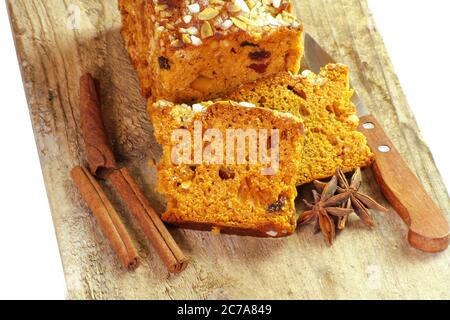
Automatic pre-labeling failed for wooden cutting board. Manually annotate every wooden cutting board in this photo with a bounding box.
[7,0,450,299]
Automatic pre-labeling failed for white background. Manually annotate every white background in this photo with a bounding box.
[0,0,449,300]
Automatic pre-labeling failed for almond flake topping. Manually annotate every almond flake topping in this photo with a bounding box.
[235,0,250,13]
[227,4,242,13]
[198,8,220,20]
[230,17,247,30]
[152,0,302,49]
[201,21,214,38]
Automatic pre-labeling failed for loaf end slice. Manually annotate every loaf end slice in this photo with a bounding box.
[119,0,304,103]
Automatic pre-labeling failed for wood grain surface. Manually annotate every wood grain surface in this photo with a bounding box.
[7,0,450,299]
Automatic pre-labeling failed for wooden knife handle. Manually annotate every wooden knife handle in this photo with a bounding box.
[359,115,449,253]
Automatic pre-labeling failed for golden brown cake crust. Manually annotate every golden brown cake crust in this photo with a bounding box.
[119,0,304,102]
[228,64,374,185]
[167,220,294,238]
[150,100,304,237]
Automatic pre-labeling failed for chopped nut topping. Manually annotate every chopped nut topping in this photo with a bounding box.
[227,4,242,13]
[150,0,302,49]
[182,33,192,43]
[187,3,200,13]
[235,0,250,13]
[198,7,220,20]
[201,21,214,39]
[191,35,202,46]
[230,17,247,31]
[222,19,233,29]
[186,26,199,35]
[183,15,192,23]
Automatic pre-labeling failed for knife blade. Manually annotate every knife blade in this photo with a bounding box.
[302,33,449,252]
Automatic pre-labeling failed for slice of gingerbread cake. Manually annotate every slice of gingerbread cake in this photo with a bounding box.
[228,63,374,185]
[149,100,304,237]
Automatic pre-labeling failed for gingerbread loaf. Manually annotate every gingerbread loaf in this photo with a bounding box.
[228,63,374,185]
[119,0,304,103]
[150,100,304,237]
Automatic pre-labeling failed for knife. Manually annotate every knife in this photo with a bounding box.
[303,33,449,253]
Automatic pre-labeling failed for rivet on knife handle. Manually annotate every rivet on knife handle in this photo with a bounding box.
[359,115,450,252]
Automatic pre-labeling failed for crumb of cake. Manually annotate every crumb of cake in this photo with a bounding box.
[211,226,222,235]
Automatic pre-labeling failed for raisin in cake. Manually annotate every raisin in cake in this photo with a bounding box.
[149,100,304,237]
[228,63,374,185]
[119,0,304,103]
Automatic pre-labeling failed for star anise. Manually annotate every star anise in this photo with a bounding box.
[314,168,388,229]
[299,175,353,245]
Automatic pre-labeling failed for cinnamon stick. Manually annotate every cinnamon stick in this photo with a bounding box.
[79,73,117,178]
[71,166,139,270]
[79,73,188,273]
[109,168,189,273]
